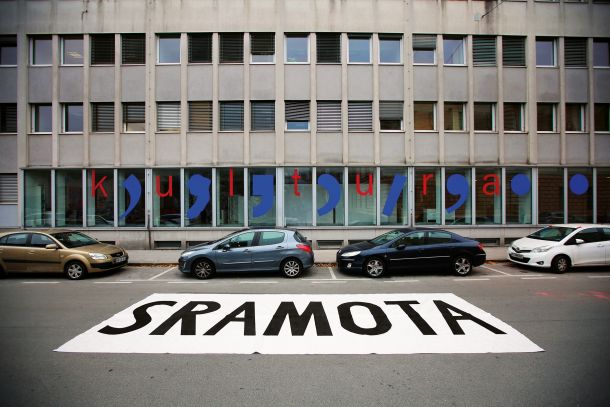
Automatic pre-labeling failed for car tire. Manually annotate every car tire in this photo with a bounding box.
[0,265,6,278]
[191,258,215,280]
[364,257,385,278]
[452,255,472,277]
[551,255,570,274]
[64,261,88,280]
[281,258,303,278]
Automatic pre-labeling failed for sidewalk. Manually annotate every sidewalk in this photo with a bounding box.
[127,246,509,265]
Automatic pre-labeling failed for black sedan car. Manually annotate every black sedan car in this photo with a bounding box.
[336,228,486,278]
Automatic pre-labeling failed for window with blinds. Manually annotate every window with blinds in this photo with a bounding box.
[123,103,145,132]
[220,102,244,131]
[220,33,243,63]
[503,36,526,67]
[189,101,212,131]
[412,34,436,64]
[379,101,403,130]
[122,34,146,64]
[317,101,341,131]
[188,33,212,63]
[348,102,373,131]
[0,104,17,133]
[157,102,181,132]
[0,174,17,203]
[473,36,496,66]
[90,34,115,65]
[251,33,275,63]
[251,101,275,131]
[564,38,587,67]
[316,33,341,63]
[91,103,114,132]
[285,101,310,131]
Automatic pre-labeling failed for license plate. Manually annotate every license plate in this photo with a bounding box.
[512,253,523,259]
[114,256,126,263]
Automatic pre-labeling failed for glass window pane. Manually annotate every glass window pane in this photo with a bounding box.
[32,37,52,65]
[185,168,212,227]
[64,104,83,133]
[286,36,308,63]
[536,39,555,66]
[567,168,592,223]
[34,104,52,133]
[284,167,312,226]
[153,169,180,227]
[62,36,83,65]
[414,102,435,130]
[414,50,434,64]
[474,103,494,131]
[259,231,285,246]
[537,104,555,132]
[415,168,441,225]
[380,168,407,225]
[348,37,371,63]
[118,169,145,227]
[216,168,244,226]
[504,103,523,132]
[348,167,376,226]
[24,171,52,227]
[445,168,472,225]
[86,169,114,227]
[0,36,17,65]
[475,168,502,224]
[597,168,610,223]
[444,103,464,131]
[538,168,564,224]
[593,39,610,67]
[506,168,532,224]
[158,36,180,64]
[248,167,276,226]
[55,170,82,227]
[316,167,344,226]
[379,37,401,63]
[594,104,609,132]
[565,104,584,132]
[123,103,146,132]
[443,37,464,65]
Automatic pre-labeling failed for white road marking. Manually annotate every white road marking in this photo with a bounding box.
[383,280,420,283]
[328,267,337,280]
[588,275,610,279]
[239,281,278,284]
[311,280,346,284]
[452,278,490,282]
[481,265,512,276]
[148,266,176,281]
[22,281,60,284]
[521,277,557,280]
[94,281,132,284]
[167,281,208,284]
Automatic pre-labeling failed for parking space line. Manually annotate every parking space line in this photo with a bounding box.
[521,277,557,280]
[21,281,60,284]
[239,281,278,284]
[167,281,208,284]
[94,281,132,284]
[588,275,610,279]
[453,278,490,282]
[328,267,337,280]
[383,280,420,283]
[311,280,346,284]
[148,266,176,281]
[481,265,513,276]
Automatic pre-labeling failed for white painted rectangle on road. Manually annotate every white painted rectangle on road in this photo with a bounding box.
[56,293,543,355]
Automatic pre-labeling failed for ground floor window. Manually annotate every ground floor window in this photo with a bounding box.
[55,170,82,227]
[284,167,313,226]
[24,171,51,227]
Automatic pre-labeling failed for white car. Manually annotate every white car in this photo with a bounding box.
[507,224,610,273]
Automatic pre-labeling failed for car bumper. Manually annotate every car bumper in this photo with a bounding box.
[336,255,364,272]
[507,249,552,268]
[90,258,129,272]
[473,253,486,267]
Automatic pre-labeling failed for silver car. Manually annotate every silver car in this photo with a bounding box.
[178,228,314,279]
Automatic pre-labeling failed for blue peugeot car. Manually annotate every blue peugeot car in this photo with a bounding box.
[178,228,314,279]
[336,228,486,278]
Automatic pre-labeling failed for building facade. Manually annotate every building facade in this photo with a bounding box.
[0,0,609,249]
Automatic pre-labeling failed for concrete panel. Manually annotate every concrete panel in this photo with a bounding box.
[537,134,561,164]
[0,0,17,34]
[187,65,213,101]
[155,133,181,165]
[285,65,310,101]
[473,133,498,164]
[90,67,115,102]
[0,205,18,228]
[443,67,468,102]
[218,132,244,163]
[155,65,181,101]
[504,133,528,164]
[28,67,53,103]
[565,69,588,103]
[59,67,83,102]
[412,1,439,33]
[120,133,146,165]
[58,134,84,166]
[316,65,342,101]
[444,133,469,163]
[566,133,589,164]
[536,68,560,102]
[186,133,213,165]
[380,132,406,164]
[250,65,275,101]
[121,66,146,102]
[218,65,244,101]
[347,66,373,100]
[595,134,610,165]
[0,135,17,172]
[251,132,277,164]
[348,132,374,163]
[413,66,438,101]
[503,68,527,103]
[594,70,610,103]
[89,133,115,166]
[473,68,498,102]
[316,132,342,164]
[284,132,310,164]
[27,135,52,166]
[414,132,439,163]
[0,68,17,103]
[379,66,404,101]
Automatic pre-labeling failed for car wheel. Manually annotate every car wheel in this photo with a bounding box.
[281,258,302,278]
[364,258,385,278]
[551,255,570,274]
[452,255,472,276]
[64,261,88,280]
[191,259,215,280]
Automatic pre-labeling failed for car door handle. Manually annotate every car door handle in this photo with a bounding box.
[27,251,36,255]
[276,246,285,249]
[243,249,250,253]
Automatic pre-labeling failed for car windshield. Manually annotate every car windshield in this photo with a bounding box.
[369,230,405,246]
[527,227,576,242]
[51,232,99,248]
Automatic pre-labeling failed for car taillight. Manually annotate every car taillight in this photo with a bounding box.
[477,243,484,251]
[297,244,312,253]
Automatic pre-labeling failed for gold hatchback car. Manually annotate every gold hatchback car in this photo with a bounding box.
[0,230,128,280]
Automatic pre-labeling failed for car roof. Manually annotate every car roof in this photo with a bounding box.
[546,224,609,229]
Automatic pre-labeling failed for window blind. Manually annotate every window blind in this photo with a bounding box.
[0,104,17,133]
[503,36,526,66]
[412,34,436,50]
[220,33,243,63]
[316,33,341,63]
[188,33,212,63]
[189,101,212,131]
[250,33,275,56]
[348,102,373,131]
[122,34,145,64]
[220,102,244,131]
[564,38,587,67]
[0,174,17,203]
[251,101,275,131]
[91,34,115,65]
[285,101,310,121]
[473,36,496,66]
[157,102,181,131]
[317,101,341,131]
[379,102,403,120]
[123,103,145,125]
[91,103,114,132]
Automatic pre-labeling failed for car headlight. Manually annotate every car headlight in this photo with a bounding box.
[531,246,553,253]
[341,251,361,257]
[89,253,108,260]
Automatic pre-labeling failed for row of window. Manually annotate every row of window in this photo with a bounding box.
[1,34,608,67]
[16,102,610,134]
[20,167,610,229]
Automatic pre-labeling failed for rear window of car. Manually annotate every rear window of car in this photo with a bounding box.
[293,231,307,244]
[259,231,285,246]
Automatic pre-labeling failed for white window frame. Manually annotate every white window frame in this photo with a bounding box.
[122,103,146,133]
[473,103,497,133]
[348,35,372,64]
[443,36,466,66]
[503,103,527,133]
[536,38,557,67]
[156,35,181,65]
[537,103,557,133]
[413,102,437,132]
[60,36,84,66]
[378,35,403,65]
[444,102,467,132]
[29,37,52,66]
[565,103,586,133]
[31,104,52,134]
[61,104,83,134]
[284,34,310,64]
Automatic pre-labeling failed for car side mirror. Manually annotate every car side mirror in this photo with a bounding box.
[395,244,406,250]
[575,238,584,245]
[45,243,58,250]
[222,243,231,251]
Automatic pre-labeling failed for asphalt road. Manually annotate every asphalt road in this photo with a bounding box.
[0,262,609,407]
